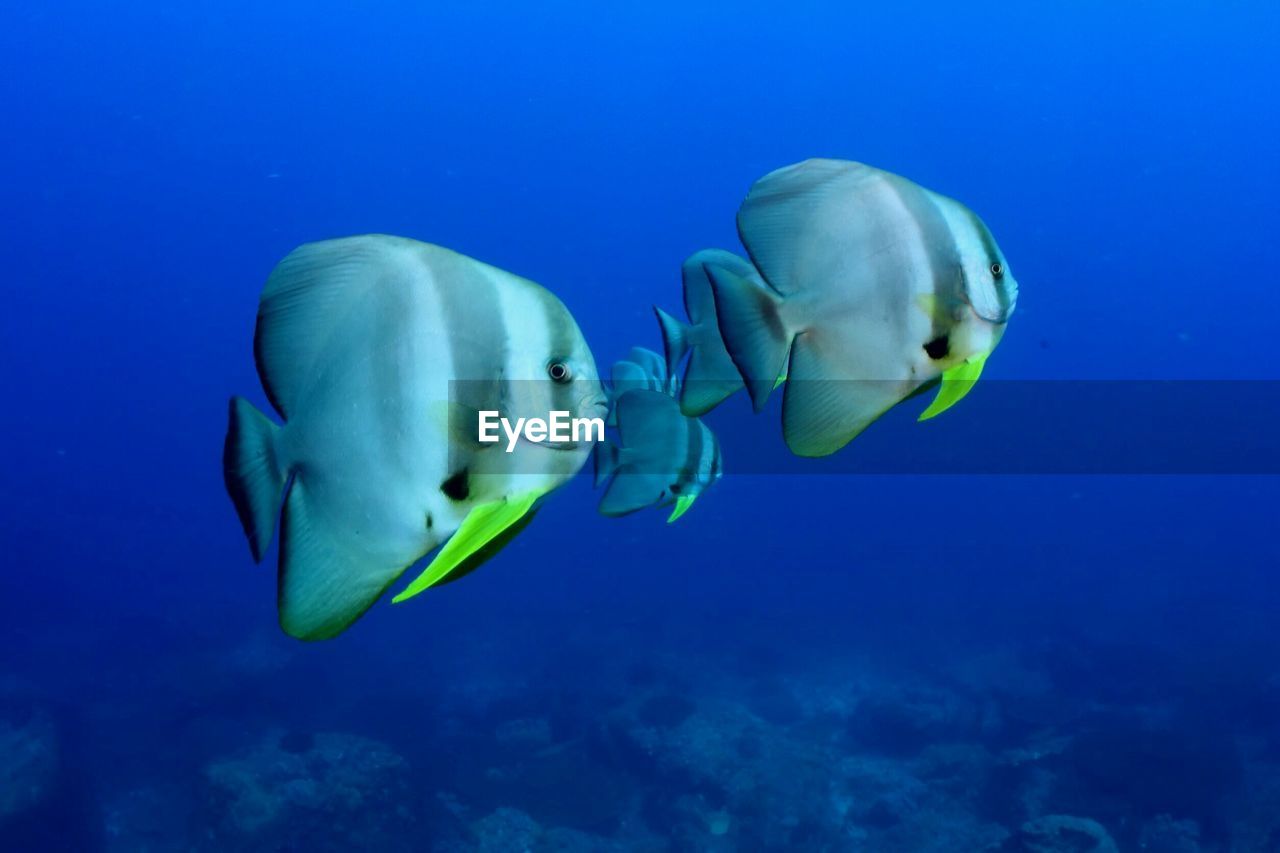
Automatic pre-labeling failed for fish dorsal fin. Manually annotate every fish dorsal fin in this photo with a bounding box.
[392,491,542,602]
[736,159,878,295]
[918,354,988,421]
[611,360,652,396]
[255,235,409,419]
[627,347,668,384]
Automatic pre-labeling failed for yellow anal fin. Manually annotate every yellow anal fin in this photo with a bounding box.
[667,493,697,524]
[392,491,541,603]
[918,353,988,422]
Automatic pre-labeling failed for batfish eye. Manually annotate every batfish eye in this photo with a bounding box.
[547,361,572,383]
[990,262,1004,278]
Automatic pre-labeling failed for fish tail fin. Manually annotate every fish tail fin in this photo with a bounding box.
[706,263,790,412]
[223,396,287,561]
[654,306,690,374]
[679,335,746,418]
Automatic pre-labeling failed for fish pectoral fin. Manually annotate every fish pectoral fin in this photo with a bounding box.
[392,491,542,603]
[918,353,988,422]
[666,494,697,523]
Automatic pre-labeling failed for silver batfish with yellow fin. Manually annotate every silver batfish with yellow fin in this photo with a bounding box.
[708,158,1019,457]
[223,235,606,640]
[595,388,723,523]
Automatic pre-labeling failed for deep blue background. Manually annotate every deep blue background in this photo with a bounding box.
[2,1,1277,846]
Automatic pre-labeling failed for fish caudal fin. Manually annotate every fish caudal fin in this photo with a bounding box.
[707,263,790,412]
[654,306,690,375]
[223,397,286,562]
[679,338,745,417]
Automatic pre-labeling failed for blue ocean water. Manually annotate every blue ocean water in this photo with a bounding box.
[2,1,1278,849]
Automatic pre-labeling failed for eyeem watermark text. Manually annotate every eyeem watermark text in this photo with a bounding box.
[477,411,604,452]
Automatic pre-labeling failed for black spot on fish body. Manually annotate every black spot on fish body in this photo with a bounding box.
[441,470,469,502]
[425,513,434,530]
[924,335,951,360]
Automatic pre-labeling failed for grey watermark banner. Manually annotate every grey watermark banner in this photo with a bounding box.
[448,380,1280,475]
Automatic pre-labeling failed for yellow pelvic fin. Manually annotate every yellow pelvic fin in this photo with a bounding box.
[918,353,988,422]
[667,494,697,523]
[392,491,541,603]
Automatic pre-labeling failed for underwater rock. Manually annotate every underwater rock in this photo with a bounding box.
[1048,713,1241,832]
[459,807,639,853]
[615,698,852,847]
[102,784,194,853]
[835,749,1009,852]
[1136,814,1202,852]
[1005,814,1119,853]
[0,706,58,826]
[203,730,414,851]
[846,683,989,755]
[1223,746,1280,853]
[636,691,697,729]
[471,807,541,852]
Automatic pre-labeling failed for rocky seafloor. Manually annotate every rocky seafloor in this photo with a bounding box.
[3,628,1279,852]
